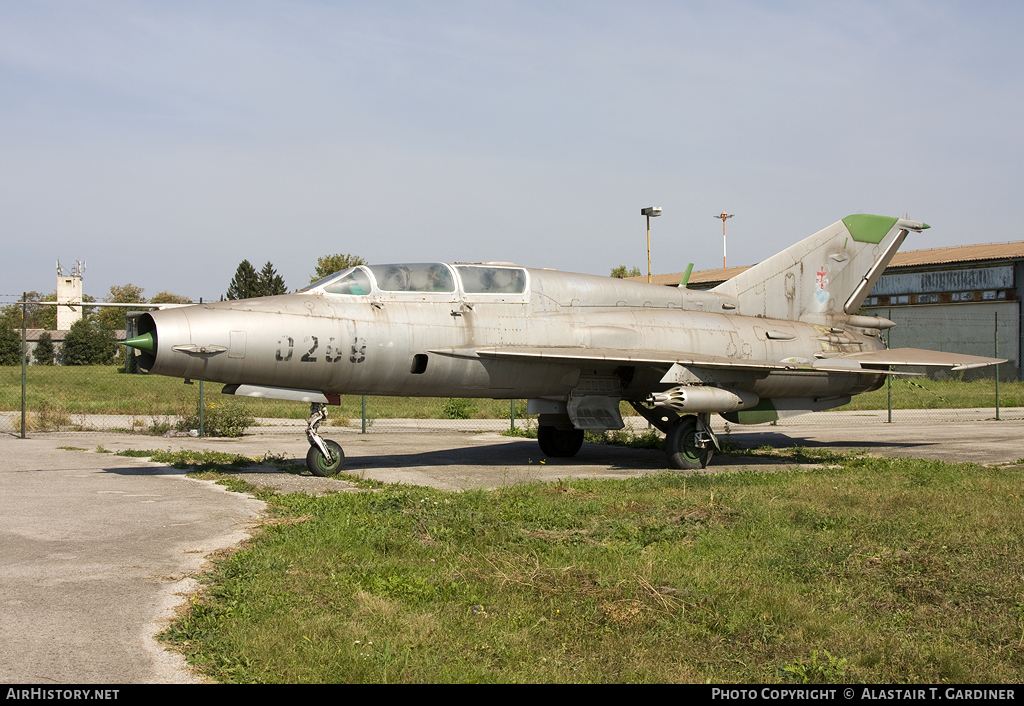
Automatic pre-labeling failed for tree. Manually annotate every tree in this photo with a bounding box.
[310,253,367,284]
[34,292,58,331]
[150,291,192,305]
[61,318,117,365]
[98,284,146,330]
[610,265,642,279]
[258,261,288,296]
[0,310,21,365]
[226,260,259,300]
[2,292,58,331]
[34,331,55,365]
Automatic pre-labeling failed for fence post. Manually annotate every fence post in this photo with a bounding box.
[20,292,27,439]
[510,399,515,430]
[886,309,892,423]
[995,312,1000,421]
[361,395,367,433]
[199,380,205,437]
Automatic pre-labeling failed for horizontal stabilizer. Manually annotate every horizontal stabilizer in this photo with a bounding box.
[836,348,1006,371]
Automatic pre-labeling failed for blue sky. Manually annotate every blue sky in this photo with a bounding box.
[2,1,1021,302]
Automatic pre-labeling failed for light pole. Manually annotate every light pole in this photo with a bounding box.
[712,211,737,268]
[641,207,662,283]
[715,212,734,268]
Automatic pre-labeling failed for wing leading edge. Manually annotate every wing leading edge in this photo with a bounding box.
[460,346,1004,375]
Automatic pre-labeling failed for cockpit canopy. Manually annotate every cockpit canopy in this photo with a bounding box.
[305,263,527,296]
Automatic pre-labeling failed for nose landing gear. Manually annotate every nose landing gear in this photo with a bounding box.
[305,403,345,476]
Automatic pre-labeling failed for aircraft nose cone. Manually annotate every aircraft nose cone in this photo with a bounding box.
[123,332,156,355]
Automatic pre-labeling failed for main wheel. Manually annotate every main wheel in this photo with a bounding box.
[537,425,585,458]
[665,416,713,470]
[306,439,344,476]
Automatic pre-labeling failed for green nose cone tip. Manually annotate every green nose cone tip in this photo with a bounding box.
[123,332,156,355]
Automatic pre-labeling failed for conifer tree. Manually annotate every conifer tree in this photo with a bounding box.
[226,260,259,300]
[258,261,288,296]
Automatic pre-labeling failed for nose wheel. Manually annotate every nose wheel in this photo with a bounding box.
[305,403,345,476]
[306,439,344,476]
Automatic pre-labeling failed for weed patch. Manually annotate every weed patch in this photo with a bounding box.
[177,401,255,437]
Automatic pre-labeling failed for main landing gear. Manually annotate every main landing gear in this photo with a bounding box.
[664,414,716,470]
[305,403,344,476]
[537,425,585,457]
[628,402,719,470]
[536,409,718,470]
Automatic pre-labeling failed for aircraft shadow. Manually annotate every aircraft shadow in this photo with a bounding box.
[331,437,890,472]
[90,430,930,481]
[728,430,928,451]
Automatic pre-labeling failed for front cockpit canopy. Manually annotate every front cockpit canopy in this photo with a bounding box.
[306,263,528,297]
[368,264,455,292]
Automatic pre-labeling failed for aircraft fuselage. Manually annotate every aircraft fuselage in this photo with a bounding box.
[134,266,885,405]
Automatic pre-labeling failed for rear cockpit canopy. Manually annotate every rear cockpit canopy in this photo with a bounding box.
[454,264,527,294]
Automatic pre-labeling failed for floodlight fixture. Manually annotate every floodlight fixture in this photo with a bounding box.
[641,207,663,283]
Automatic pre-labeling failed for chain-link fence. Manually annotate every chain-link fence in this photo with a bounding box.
[2,312,1020,438]
[820,308,1022,423]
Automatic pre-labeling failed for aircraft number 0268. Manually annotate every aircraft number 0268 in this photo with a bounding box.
[276,336,367,364]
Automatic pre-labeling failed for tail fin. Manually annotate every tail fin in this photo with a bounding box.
[711,214,929,322]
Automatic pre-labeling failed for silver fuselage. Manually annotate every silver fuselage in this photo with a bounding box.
[135,267,885,403]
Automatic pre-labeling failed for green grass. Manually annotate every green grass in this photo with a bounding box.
[839,377,1024,410]
[151,452,1024,683]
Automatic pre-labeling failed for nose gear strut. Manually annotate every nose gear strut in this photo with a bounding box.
[305,403,344,475]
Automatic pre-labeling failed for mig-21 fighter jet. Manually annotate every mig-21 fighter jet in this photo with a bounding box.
[125,214,1002,475]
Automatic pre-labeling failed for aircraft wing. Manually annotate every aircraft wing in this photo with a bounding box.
[835,348,1006,371]
[455,346,914,376]
[442,346,1002,373]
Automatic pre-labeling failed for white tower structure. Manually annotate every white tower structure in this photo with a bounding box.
[56,260,85,331]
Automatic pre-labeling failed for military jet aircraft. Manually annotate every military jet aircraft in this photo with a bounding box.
[124,214,1002,475]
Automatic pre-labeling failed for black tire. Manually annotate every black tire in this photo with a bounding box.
[306,439,344,476]
[665,416,713,470]
[537,425,585,458]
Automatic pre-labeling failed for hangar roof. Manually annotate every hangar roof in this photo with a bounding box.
[635,240,1024,288]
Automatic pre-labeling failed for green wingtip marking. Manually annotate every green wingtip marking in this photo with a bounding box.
[123,332,156,355]
[921,222,931,230]
[842,214,900,244]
